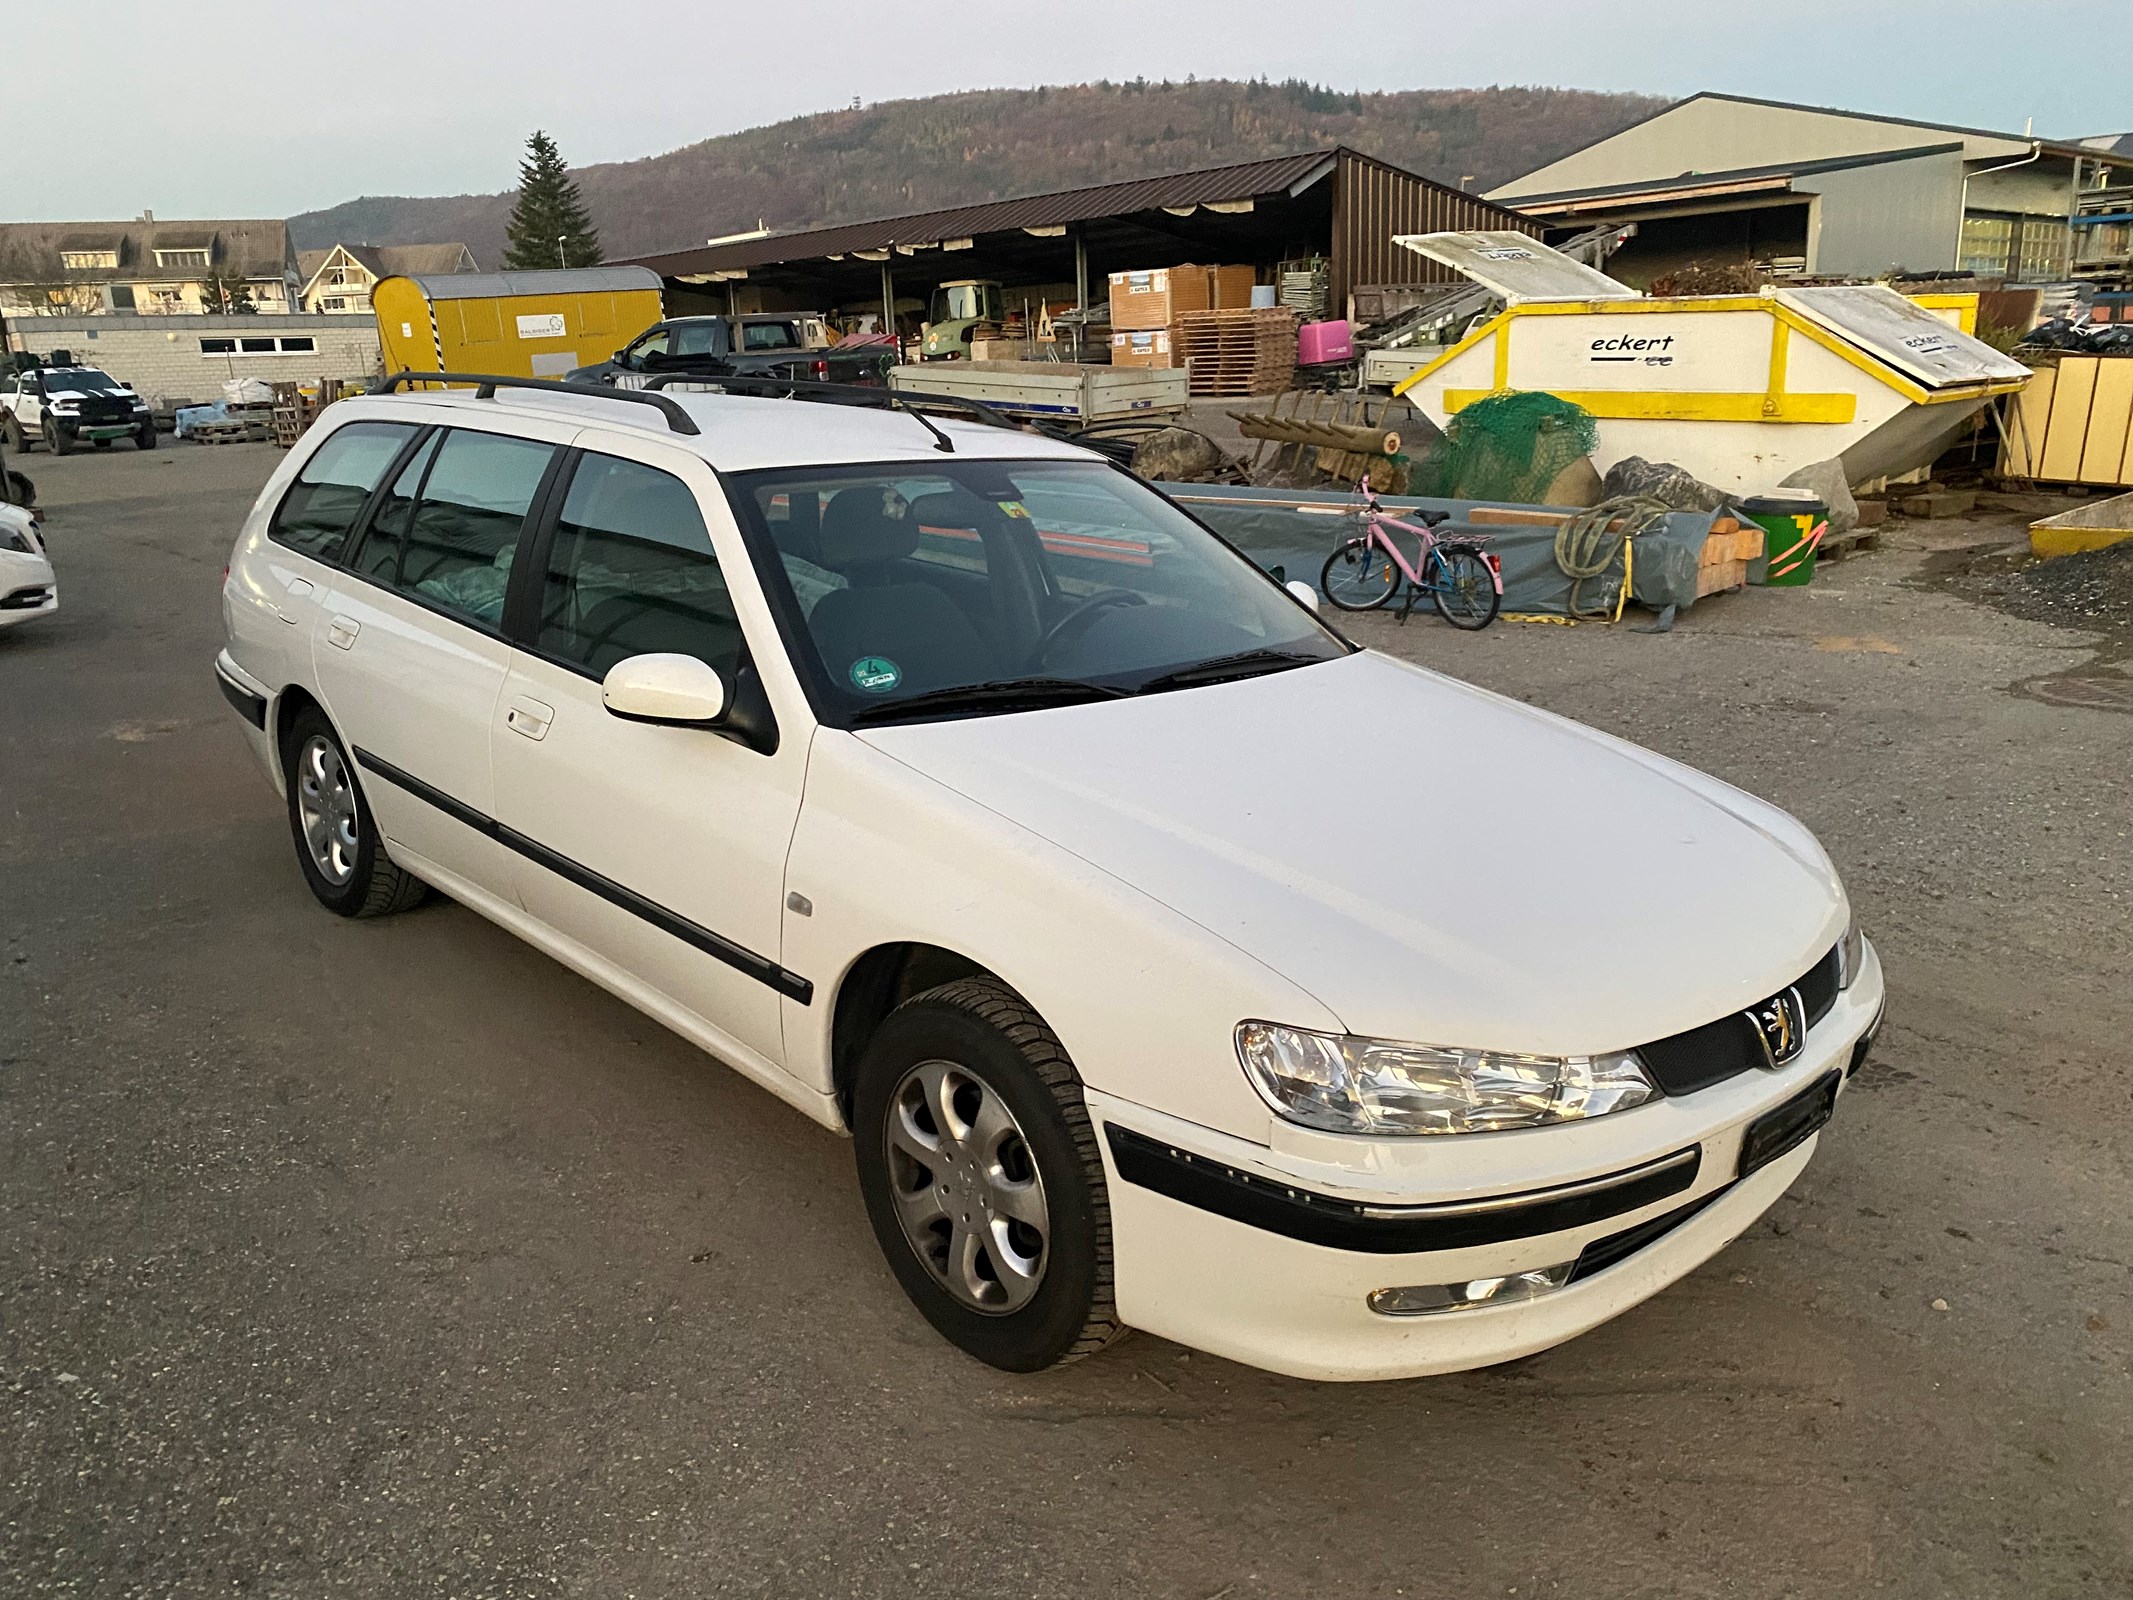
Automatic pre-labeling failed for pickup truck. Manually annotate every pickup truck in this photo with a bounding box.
[568,315,892,388]
[1,365,155,454]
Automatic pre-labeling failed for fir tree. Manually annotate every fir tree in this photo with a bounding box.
[502,131,603,270]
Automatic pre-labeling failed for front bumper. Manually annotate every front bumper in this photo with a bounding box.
[0,580,57,628]
[49,414,143,440]
[1091,944,1884,1381]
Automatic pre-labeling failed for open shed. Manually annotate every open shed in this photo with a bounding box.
[626,147,1539,330]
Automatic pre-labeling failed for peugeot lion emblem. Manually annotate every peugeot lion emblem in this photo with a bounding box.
[1747,987,1807,1068]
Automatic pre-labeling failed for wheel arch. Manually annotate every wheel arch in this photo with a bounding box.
[269,683,328,794]
[829,942,1000,1121]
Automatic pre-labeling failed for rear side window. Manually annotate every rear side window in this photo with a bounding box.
[350,428,554,628]
[536,454,739,678]
[268,421,417,561]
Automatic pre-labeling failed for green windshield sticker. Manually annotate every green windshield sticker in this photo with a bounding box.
[849,656,902,693]
[999,500,1033,519]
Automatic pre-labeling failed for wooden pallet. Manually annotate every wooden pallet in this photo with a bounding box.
[190,419,272,445]
[1171,308,1297,397]
[1815,526,1880,562]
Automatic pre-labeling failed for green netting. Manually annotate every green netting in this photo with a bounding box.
[1415,391,1599,504]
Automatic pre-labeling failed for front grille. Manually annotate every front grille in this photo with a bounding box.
[77,397,133,423]
[1635,943,1840,1097]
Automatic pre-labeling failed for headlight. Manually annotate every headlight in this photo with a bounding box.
[0,522,36,554]
[49,401,78,415]
[1836,911,1866,989]
[1236,1022,1656,1136]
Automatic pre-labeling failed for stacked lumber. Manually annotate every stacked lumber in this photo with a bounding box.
[1171,308,1297,397]
[1695,516,1762,597]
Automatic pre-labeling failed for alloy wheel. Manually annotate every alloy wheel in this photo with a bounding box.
[884,1058,1050,1314]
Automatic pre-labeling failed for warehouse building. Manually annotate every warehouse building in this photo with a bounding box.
[1488,93,2133,288]
[3,313,381,408]
[629,147,1538,330]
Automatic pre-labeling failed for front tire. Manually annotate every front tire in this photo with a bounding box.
[1432,545,1501,630]
[852,978,1121,1372]
[135,424,157,451]
[44,421,72,456]
[1319,536,1399,611]
[281,706,427,918]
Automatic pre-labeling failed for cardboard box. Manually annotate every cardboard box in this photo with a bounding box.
[1109,266,1210,331]
[1110,329,1176,368]
[1209,265,1258,309]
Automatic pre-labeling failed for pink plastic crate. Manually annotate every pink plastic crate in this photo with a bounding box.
[1297,319,1355,365]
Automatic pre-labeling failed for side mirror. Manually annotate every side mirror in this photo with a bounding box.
[1285,579,1321,613]
[602,653,726,725]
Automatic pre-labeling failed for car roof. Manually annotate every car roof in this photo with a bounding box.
[334,386,1100,475]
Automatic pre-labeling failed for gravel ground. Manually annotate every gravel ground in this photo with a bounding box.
[2,442,2128,1599]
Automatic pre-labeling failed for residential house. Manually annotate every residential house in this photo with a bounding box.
[0,215,300,316]
[296,242,480,314]
[1488,94,2132,290]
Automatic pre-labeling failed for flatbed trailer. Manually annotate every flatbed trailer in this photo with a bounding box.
[890,360,1188,424]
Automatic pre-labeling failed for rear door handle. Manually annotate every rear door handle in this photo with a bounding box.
[324,615,360,650]
[504,695,554,741]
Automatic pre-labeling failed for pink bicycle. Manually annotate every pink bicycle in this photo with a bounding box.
[1319,477,1501,630]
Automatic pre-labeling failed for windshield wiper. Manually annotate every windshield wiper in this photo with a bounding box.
[1132,648,1330,695]
[848,676,1128,722]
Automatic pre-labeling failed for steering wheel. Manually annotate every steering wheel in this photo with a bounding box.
[1033,589,1146,665]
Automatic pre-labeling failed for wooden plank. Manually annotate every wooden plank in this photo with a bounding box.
[2038,357,2097,484]
[2079,359,2133,486]
[2000,366,2054,479]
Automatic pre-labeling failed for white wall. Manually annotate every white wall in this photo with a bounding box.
[6,314,381,406]
[1493,96,2030,200]
[1801,150,1967,275]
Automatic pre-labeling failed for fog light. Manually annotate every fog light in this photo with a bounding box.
[1367,1263,1574,1317]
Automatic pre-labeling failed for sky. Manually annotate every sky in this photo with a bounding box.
[6,0,2129,221]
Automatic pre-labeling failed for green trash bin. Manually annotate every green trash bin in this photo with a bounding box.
[1739,490,1829,587]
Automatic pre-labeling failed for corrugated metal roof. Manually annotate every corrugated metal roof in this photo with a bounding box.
[630,147,1523,276]
[395,266,661,300]
[1507,143,1964,210]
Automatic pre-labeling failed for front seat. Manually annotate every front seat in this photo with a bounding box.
[808,487,993,692]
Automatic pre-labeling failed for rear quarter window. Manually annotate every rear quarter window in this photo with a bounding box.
[269,421,420,562]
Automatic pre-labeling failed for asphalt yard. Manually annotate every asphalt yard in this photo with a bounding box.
[3,439,2127,1598]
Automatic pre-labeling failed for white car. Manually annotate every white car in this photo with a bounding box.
[0,502,56,628]
[216,377,1884,1381]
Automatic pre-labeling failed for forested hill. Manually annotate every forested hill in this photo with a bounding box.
[291,79,1664,267]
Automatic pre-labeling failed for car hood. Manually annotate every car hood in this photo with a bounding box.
[855,651,1844,1055]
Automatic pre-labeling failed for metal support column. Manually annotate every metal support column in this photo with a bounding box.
[881,262,896,345]
[1074,229,1088,312]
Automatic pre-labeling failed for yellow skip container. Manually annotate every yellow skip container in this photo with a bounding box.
[1389,234,2030,497]
[373,267,664,382]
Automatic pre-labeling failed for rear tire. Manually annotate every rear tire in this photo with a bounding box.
[1319,536,1400,611]
[92,438,111,450]
[281,706,427,918]
[0,414,23,453]
[1432,546,1501,630]
[852,977,1122,1372]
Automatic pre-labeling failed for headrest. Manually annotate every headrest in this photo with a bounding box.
[569,459,706,548]
[819,485,920,570]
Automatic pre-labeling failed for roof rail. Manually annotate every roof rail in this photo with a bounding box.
[643,370,1025,455]
[366,370,701,436]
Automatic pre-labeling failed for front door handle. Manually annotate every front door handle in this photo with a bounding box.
[504,695,554,741]
[324,615,360,651]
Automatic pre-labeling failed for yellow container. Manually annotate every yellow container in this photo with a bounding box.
[373,267,664,382]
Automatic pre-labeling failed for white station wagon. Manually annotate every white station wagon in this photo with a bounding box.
[216,375,1884,1380]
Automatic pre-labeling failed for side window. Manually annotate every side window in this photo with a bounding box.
[627,329,670,365]
[352,428,553,628]
[671,322,720,357]
[269,421,420,562]
[536,454,740,679]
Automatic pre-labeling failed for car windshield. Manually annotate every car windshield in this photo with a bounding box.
[730,459,1347,721]
[45,369,120,391]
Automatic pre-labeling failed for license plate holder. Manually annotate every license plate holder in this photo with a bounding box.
[1739,1071,1840,1179]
